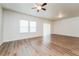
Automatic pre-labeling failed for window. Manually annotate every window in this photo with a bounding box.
[20,20,28,33]
[20,20,36,33]
[30,21,36,32]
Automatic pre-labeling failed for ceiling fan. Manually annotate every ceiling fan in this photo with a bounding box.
[32,3,47,12]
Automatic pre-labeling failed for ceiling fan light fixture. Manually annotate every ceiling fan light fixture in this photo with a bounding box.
[37,6,42,10]
[32,3,47,12]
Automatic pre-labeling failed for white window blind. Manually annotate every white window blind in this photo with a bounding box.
[30,21,36,32]
[20,20,28,33]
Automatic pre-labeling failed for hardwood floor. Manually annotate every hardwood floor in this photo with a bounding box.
[0,34,79,56]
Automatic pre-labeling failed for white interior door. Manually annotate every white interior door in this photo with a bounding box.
[43,23,51,36]
[43,23,51,45]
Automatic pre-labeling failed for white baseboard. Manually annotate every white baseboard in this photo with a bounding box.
[53,34,79,38]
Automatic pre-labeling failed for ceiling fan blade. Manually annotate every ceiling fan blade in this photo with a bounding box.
[42,3,47,7]
[37,10,39,12]
[42,8,46,11]
[32,7,36,9]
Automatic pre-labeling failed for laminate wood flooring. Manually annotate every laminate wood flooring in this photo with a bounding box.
[0,34,79,56]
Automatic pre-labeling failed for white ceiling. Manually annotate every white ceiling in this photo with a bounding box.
[1,3,79,20]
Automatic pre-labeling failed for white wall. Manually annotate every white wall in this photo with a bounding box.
[0,6,3,43]
[3,9,52,42]
[53,17,79,37]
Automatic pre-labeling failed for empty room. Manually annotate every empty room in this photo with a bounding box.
[0,3,79,56]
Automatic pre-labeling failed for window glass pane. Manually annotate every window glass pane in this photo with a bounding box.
[30,21,36,32]
[20,20,28,33]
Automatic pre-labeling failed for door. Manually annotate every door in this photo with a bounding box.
[43,23,51,45]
